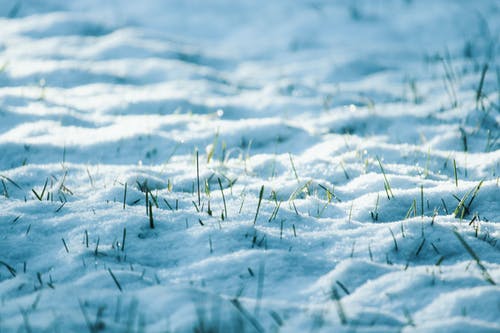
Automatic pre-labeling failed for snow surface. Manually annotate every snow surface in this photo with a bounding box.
[0,0,499,332]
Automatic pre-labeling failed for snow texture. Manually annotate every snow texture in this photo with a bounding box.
[0,0,499,332]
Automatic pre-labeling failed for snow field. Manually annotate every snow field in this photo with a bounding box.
[0,0,499,332]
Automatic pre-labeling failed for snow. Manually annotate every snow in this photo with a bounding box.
[0,0,499,332]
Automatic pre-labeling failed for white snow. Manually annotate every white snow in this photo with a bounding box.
[0,0,499,332]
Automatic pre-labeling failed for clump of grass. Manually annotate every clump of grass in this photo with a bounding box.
[288,180,312,202]
[453,179,484,219]
[318,184,341,203]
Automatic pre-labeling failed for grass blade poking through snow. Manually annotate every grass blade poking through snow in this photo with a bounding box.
[453,180,483,219]
[465,180,484,213]
[0,174,22,190]
[389,228,398,251]
[1,179,9,198]
[32,178,48,201]
[149,202,155,229]
[0,260,17,277]
[218,177,228,220]
[331,287,348,325]
[420,185,424,217]
[254,262,265,318]
[230,299,265,333]
[453,159,458,187]
[405,199,417,219]
[123,182,127,210]
[108,268,123,292]
[289,153,300,185]
[196,149,201,207]
[121,228,126,252]
[453,230,495,285]
[377,157,394,199]
[475,63,488,109]
[254,185,264,225]
[62,238,69,253]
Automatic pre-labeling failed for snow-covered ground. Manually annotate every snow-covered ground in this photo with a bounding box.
[0,0,499,332]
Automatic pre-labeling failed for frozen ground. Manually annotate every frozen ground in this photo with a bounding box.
[0,0,499,332]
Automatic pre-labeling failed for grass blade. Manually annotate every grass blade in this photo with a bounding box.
[108,268,123,292]
[453,230,495,285]
[218,177,228,220]
[253,185,264,225]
